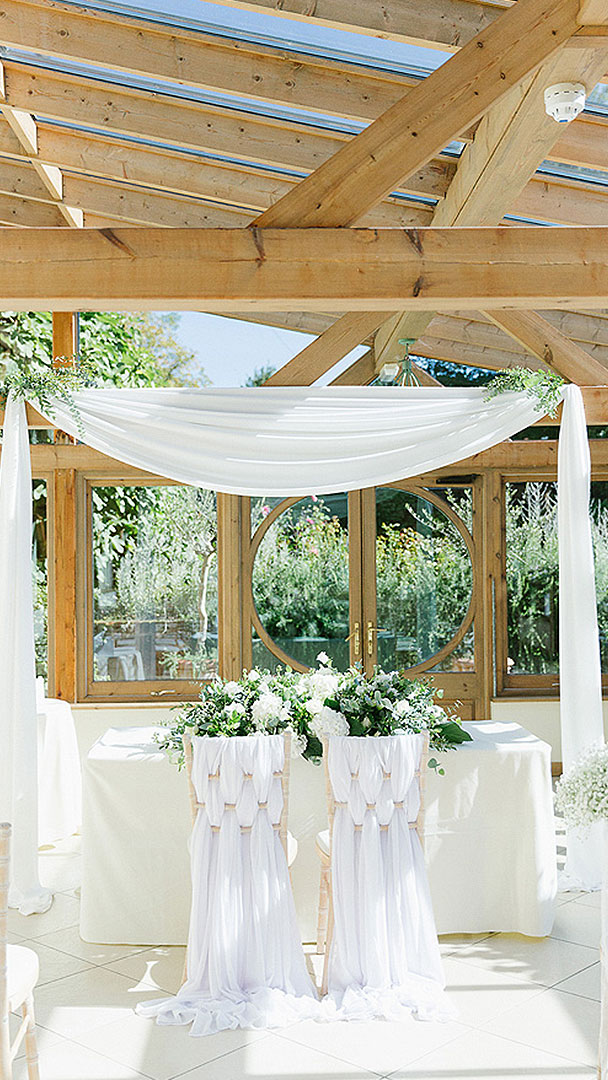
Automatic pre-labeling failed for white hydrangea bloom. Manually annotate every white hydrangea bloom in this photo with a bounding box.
[251,692,285,730]
[308,669,339,700]
[224,701,245,716]
[309,706,349,741]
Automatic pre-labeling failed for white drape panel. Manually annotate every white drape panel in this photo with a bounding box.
[0,395,51,914]
[324,736,454,1021]
[137,735,318,1034]
[559,385,605,890]
[38,386,547,496]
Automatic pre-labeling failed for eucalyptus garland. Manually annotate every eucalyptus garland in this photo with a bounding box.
[483,367,565,418]
[0,356,95,435]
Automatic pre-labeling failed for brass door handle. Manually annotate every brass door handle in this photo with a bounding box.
[345,621,361,655]
[367,622,388,656]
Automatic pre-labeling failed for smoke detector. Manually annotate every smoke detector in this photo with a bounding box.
[544,83,586,123]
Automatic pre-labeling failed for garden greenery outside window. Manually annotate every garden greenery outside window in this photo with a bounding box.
[87,482,218,696]
[504,480,608,686]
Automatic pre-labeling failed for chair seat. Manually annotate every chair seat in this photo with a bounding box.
[7,944,39,1011]
[316,829,330,857]
[286,830,298,867]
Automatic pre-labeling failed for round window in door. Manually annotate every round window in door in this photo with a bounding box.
[375,486,475,673]
[251,493,350,673]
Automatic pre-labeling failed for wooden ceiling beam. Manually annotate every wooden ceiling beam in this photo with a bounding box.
[422,311,608,367]
[485,309,608,384]
[1,225,608,310]
[265,312,387,385]
[0,56,605,179]
[373,43,608,379]
[254,0,581,228]
[0,0,420,124]
[0,108,82,226]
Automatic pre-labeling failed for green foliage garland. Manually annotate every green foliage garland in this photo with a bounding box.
[483,367,565,417]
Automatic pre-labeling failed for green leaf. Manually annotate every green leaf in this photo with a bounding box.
[440,721,473,744]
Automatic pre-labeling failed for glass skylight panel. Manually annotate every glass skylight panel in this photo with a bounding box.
[59,0,449,77]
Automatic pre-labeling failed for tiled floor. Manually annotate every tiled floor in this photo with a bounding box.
[8,829,601,1080]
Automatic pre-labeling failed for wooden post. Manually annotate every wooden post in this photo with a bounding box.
[49,468,77,701]
[217,493,248,680]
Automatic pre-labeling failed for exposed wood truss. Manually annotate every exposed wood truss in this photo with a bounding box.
[2,226,608,310]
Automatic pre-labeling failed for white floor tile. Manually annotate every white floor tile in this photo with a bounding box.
[174,1031,382,1079]
[17,939,94,986]
[32,965,164,1040]
[106,947,186,995]
[551,902,601,949]
[555,963,601,1001]
[8,892,80,939]
[277,1016,467,1075]
[571,892,602,910]
[77,1012,268,1080]
[449,932,598,987]
[37,924,146,966]
[8,1015,64,1059]
[441,955,547,1026]
[11,1036,151,1080]
[389,1028,596,1079]
[482,986,600,1068]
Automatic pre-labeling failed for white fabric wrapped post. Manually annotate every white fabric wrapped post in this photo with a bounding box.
[323,735,453,1022]
[559,386,605,891]
[137,735,318,1035]
[0,394,51,915]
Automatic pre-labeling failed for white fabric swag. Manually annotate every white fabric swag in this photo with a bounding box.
[0,383,603,911]
[325,735,454,1022]
[137,735,319,1034]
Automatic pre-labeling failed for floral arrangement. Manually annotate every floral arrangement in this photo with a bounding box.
[157,654,472,769]
[555,744,608,831]
[483,367,564,418]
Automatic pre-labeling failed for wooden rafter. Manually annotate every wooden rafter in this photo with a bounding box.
[485,309,608,385]
[255,0,581,228]
[1,58,606,177]
[1,225,608,310]
[265,313,387,385]
[1,109,82,226]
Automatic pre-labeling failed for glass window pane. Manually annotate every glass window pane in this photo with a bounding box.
[32,479,48,682]
[252,494,349,670]
[506,482,558,674]
[92,485,218,682]
[375,486,474,671]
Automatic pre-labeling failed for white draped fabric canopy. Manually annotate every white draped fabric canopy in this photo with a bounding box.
[0,383,602,910]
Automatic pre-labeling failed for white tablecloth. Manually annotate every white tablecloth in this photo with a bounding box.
[80,720,556,945]
[37,697,82,847]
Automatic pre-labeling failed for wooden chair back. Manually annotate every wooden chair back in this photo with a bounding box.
[182,733,292,859]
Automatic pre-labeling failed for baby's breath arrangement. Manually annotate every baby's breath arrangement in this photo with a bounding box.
[483,367,565,418]
[0,356,96,435]
[555,745,608,831]
[157,655,472,770]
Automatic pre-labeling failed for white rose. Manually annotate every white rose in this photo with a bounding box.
[305,698,323,716]
[224,681,240,698]
[247,669,260,682]
[394,699,411,716]
[316,651,330,665]
[225,701,245,716]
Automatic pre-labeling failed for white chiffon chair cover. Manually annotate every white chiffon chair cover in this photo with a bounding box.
[324,736,454,1022]
[137,735,318,1035]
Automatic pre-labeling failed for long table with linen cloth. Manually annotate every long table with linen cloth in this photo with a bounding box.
[80,720,557,945]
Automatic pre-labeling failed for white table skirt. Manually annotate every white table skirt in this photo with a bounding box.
[80,720,557,946]
[37,697,82,847]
